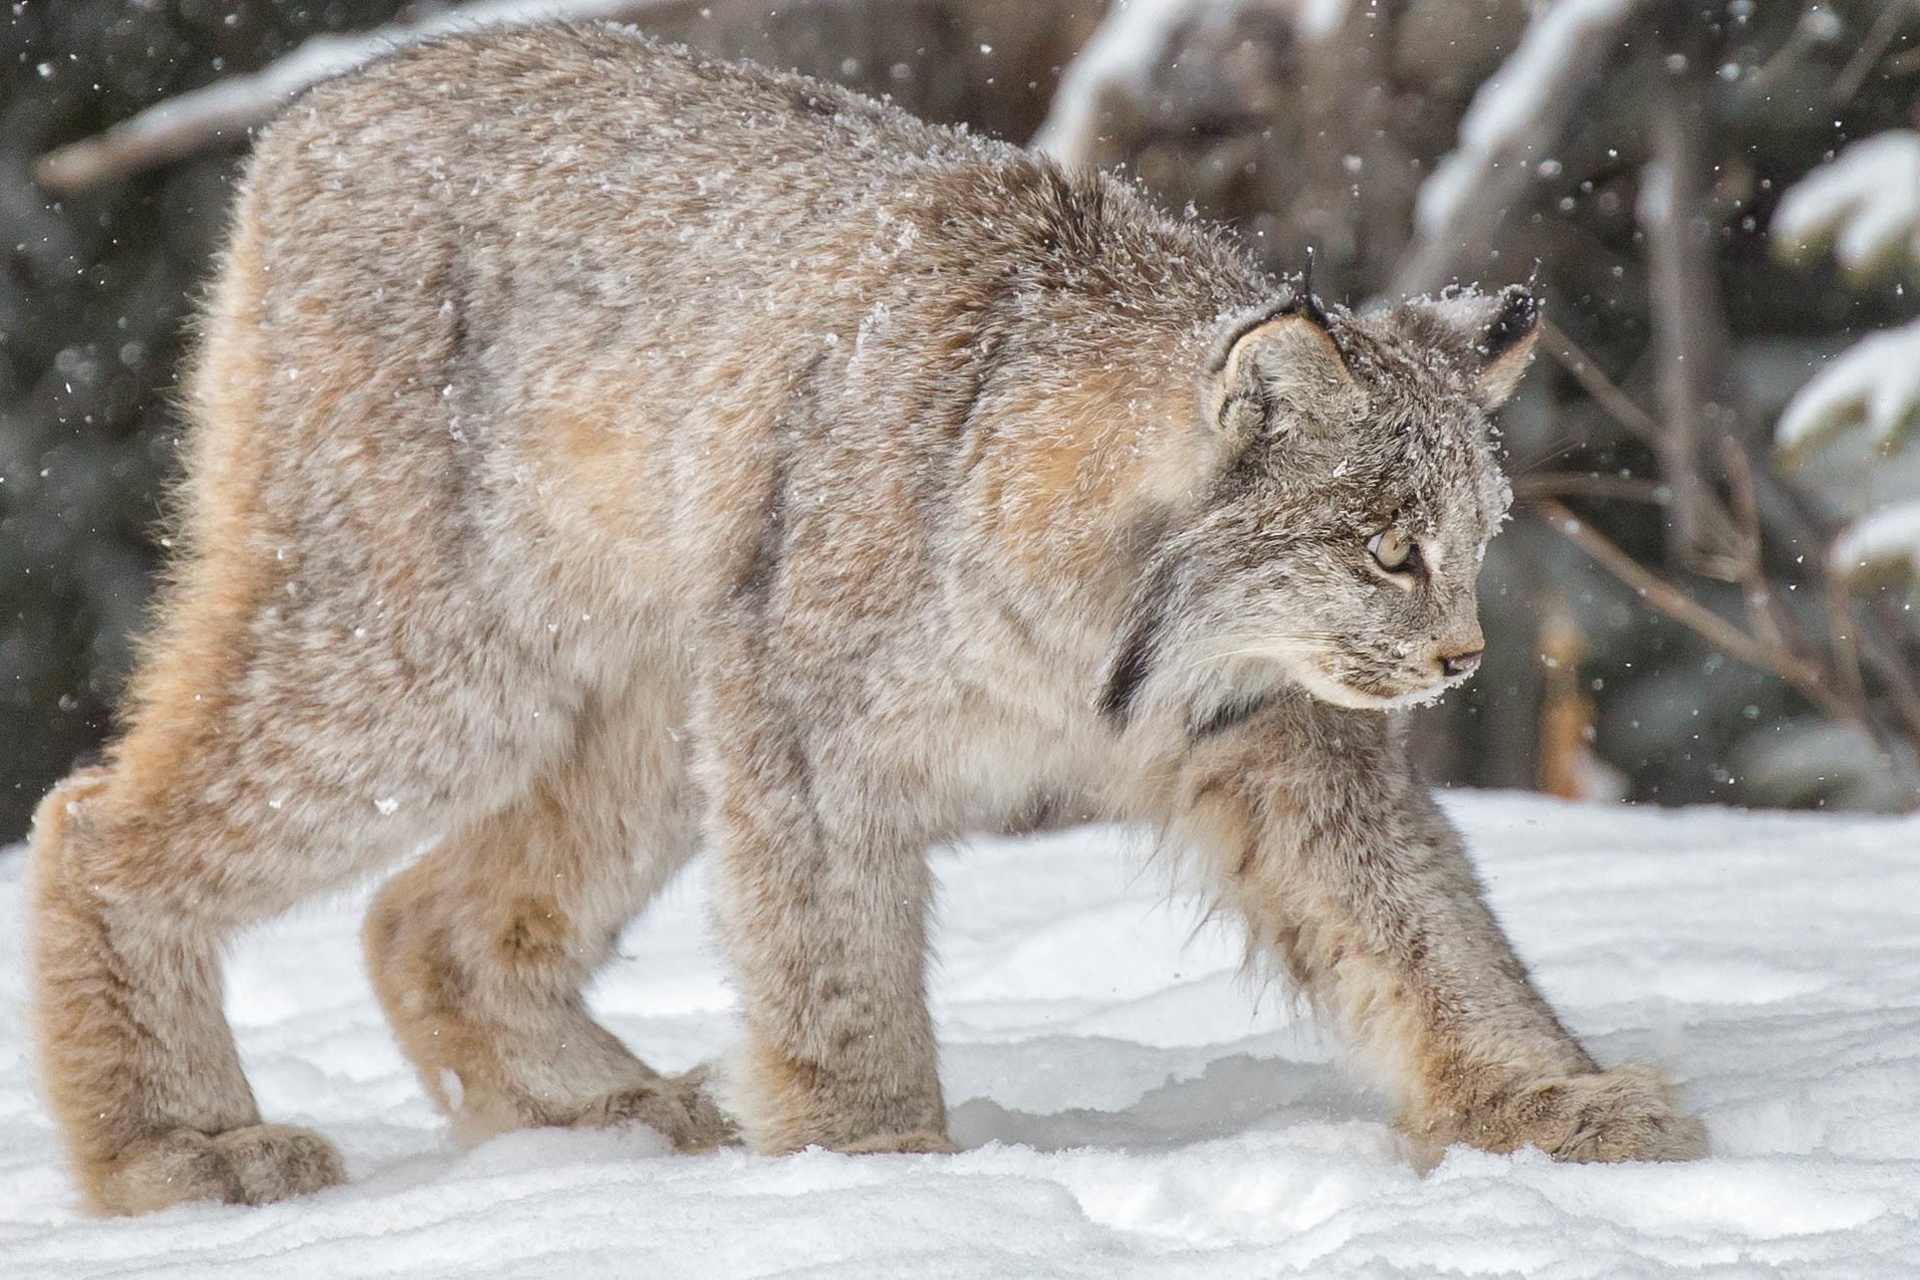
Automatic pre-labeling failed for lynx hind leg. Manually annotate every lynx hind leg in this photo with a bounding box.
[1172,703,1705,1165]
[365,697,732,1154]
[29,767,348,1214]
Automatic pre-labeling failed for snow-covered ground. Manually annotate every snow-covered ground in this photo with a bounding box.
[2,792,1919,1276]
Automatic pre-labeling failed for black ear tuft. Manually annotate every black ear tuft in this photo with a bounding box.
[1289,287,1333,332]
[1482,286,1540,362]
[1398,284,1541,409]
[1286,248,1332,332]
[1204,271,1338,379]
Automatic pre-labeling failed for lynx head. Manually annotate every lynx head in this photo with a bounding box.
[1103,284,1538,725]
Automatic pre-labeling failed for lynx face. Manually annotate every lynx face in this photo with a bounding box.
[1104,286,1538,724]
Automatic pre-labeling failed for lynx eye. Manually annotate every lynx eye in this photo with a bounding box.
[1367,527,1418,574]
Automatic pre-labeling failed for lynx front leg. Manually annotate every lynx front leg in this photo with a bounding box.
[697,682,948,1155]
[1174,696,1705,1163]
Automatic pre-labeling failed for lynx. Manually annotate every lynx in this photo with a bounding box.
[27,23,1704,1214]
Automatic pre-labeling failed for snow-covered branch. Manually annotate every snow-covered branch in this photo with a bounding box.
[1776,318,1920,458]
[1772,130,1920,282]
[1832,499,1920,580]
[34,0,699,192]
[1030,0,1354,169]
[1771,129,1920,624]
[1029,0,1217,167]
[1394,0,1649,294]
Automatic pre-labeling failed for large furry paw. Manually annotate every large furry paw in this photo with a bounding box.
[572,1067,738,1153]
[93,1124,345,1215]
[1439,1064,1707,1164]
[840,1129,960,1155]
[729,1038,949,1154]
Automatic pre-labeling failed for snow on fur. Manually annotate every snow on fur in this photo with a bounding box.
[4,792,1920,1275]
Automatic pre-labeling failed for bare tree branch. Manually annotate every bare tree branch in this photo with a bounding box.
[1717,434,1800,666]
[1640,51,1746,578]
[1826,575,1871,719]
[1528,316,1920,756]
[1531,498,1859,725]
[1510,472,1669,505]
[1538,317,1660,446]
[34,0,705,193]
[1859,595,1920,743]
[1740,438,1920,749]
[1537,321,1920,756]
[1833,0,1915,106]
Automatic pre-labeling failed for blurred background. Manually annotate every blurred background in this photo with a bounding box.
[2,0,1918,840]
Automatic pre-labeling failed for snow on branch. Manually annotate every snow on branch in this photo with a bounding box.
[1832,499,1920,580]
[1029,0,1221,168]
[1776,319,1920,457]
[1772,130,1920,282]
[34,0,696,192]
[1772,133,1920,592]
[1395,0,1648,294]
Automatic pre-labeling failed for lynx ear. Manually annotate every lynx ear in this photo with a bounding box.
[1408,285,1541,410]
[1208,301,1359,437]
[1473,285,1541,409]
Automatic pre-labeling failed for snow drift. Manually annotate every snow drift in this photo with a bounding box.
[2,791,1918,1275]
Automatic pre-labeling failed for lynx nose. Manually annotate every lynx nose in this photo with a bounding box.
[1440,649,1483,679]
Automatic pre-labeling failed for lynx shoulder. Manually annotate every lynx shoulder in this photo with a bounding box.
[26,23,1702,1214]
